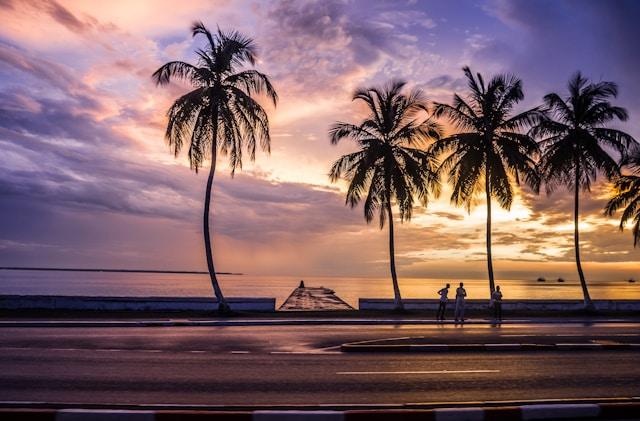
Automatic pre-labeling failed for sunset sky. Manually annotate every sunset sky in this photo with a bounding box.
[0,0,638,281]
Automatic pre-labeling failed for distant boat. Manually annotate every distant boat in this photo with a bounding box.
[629,278,637,283]
[557,277,565,283]
[536,277,546,282]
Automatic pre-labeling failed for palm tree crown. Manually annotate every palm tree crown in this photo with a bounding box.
[431,66,541,293]
[330,81,441,225]
[153,22,277,173]
[152,22,277,312]
[533,73,633,194]
[329,81,441,310]
[532,72,635,308]
[606,149,640,247]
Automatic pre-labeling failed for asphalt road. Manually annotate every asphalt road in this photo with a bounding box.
[0,323,639,406]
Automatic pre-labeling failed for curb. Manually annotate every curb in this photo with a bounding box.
[340,342,640,353]
[2,403,640,420]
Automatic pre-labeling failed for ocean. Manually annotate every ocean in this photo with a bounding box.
[0,270,638,307]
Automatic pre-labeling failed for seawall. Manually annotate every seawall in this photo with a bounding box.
[359,298,640,312]
[1,295,639,313]
[0,295,276,312]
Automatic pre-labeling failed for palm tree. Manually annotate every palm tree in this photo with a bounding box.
[329,81,441,311]
[153,22,277,312]
[432,67,541,295]
[532,73,635,309]
[605,149,640,247]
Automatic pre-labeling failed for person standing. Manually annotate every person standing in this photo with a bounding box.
[436,283,450,320]
[454,282,467,322]
[492,285,503,321]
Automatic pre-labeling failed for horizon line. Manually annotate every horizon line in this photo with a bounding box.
[0,267,244,276]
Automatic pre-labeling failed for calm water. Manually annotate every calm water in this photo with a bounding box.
[0,270,638,307]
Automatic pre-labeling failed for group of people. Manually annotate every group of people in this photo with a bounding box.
[436,282,503,322]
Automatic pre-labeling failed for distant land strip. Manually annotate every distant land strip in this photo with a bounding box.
[0,267,244,275]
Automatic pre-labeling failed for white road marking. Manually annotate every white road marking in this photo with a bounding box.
[501,334,639,337]
[346,336,414,346]
[317,345,342,351]
[337,369,500,375]
[230,350,250,354]
[271,351,342,355]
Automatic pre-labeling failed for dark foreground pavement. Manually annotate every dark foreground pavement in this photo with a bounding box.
[3,403,640,420]
[0,323,639,408]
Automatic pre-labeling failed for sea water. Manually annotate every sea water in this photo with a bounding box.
[0,270,638,307]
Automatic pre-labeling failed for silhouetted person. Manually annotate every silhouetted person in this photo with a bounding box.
[454,282,467,322]
[299,280,305,288]
[436,283,450,320]
[492,285,503,321]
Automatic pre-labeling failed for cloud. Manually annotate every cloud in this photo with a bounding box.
[37,0,98,34]
[484,0,640,115]
[0,0,637,281]
[256,0,441,98]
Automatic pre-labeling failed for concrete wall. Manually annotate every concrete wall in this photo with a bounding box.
[0,295,276,312]
[359,298,640,312]
[3,295,638,313]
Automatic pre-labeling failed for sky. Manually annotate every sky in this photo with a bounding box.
[0,0,638,281]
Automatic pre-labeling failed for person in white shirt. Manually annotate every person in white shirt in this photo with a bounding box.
[454,282,467,322]
[436,283,450,320]
[491,285,503,321]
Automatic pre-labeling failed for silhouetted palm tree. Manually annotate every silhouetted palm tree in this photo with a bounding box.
[153,22,277,312]
[605,149,640,247]
[432,67,540,294]
[329,81,441,311]
[532,73,635,309]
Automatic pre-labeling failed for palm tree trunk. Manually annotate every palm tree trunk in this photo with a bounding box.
[203,107,230,314]
[485,172,495,294]
[386,201,404,311]
[574,166,593,310]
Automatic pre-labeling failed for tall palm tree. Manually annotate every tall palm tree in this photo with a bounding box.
[532,73,635,309]
[329,81,441,311]
[153,22,277,312]
[605,149,640,247]
[432,67,541,295]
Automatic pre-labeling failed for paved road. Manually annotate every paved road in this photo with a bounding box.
[0,323,639,406]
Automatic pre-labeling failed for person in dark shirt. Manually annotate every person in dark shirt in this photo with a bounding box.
[491,285,503,321]
[436,283,450,320]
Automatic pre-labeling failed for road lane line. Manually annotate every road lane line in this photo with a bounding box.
[230,350,250,354]
[336,369,500,375]
[318,345,342,351]
[271,351,342,355]
[501,334,640,337]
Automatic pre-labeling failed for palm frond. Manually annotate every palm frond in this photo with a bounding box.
[433,102,476,131]
[192,21,217,50]
[225,70,278,106]
[605,175,640,247]
[152,61,199,86]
